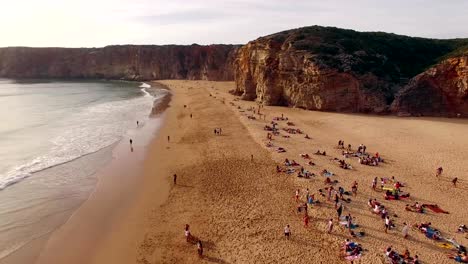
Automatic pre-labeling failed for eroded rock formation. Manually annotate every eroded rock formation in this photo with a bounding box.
[391,55,468,117]
[234,38,389,113]
[0,45,239,81]
[233,26,468,115]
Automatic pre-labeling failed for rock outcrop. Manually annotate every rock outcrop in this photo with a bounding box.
[0,45,239,81]
[234,37,389,113]
[391,55,468,117]
[233,26,468,115]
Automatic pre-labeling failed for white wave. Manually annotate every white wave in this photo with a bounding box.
[0,89,159,190]
[139,82,151,88]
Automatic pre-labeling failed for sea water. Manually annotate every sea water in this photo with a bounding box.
[0,79,162,259]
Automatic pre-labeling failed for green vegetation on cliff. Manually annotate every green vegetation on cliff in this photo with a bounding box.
[267,26,468,81]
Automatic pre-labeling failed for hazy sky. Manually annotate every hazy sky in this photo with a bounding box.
[1,0,467,47]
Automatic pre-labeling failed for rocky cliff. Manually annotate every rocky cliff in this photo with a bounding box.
[391,54,468,117]
[233,26,468,115]
[0,44,239,81]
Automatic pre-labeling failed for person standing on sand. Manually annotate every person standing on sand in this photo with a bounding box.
[402,222,409,238]
[303,214,309,227]
[295,189,300,202]
[184,224,191,242]
[452,177,458,187]
[436,167,443,177]
[197,240,203,258]
[251,154,253,162]
[336,203,343,220]
[190,113,193,118]
[284,225,291,239]
[327,219,334,233]
[129,139,133,145]
[372,177,377,190]
[136,121,139,127]
[327,187,333,201]
[167,136,170,142]
[385,216,390,233]
[173,174,177,185]
[351,181,358,196]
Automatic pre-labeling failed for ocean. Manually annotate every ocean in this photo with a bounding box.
[0,79,164,259]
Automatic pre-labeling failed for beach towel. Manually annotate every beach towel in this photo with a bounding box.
[345,254,361,261]
[438,242,455,249]
[423,204,449,214]
[324,172,334,177]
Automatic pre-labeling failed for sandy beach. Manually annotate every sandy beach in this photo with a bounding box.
[135,80,467,263]
[10,80,466,264]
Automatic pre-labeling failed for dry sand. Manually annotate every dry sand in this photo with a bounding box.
[137,80,468,264]
[22,80,467,264]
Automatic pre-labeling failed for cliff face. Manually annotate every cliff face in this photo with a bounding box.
[234,38,389,113]
[391,55,468,117]
[0,45,239,81]
[233,26,468,115]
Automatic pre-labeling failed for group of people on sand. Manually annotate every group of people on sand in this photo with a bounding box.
[254,113,467,263]
[385,246,420,264]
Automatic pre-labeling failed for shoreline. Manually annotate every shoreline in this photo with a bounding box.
[0,82,170,264]
[2,80,466,264]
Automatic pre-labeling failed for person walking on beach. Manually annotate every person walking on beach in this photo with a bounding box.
[136,121,139,127]
[173,174,177,185]
[295,189,300,202]
[327,218,334,233]
[251,154,254,162]
[167,135,170,142]
[436,167,443,177]
[129,139,133,145]
[190,113,193,118]
[284,225,291,239]
[197,240,203,258]
[372,177,377,190]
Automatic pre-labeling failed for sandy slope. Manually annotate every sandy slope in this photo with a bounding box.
[137,80,468,264]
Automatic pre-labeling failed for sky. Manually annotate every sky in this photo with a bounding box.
[1,0,468,47]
